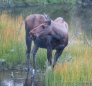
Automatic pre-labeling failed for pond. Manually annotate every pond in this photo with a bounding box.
[0,3,92,86]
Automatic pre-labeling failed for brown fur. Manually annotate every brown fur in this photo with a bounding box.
[25,14,45,30]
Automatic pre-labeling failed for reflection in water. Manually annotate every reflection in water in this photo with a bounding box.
[0,70,25,86]
[0,70,44,86]
[24,69,44,86]
[1,79,23,86]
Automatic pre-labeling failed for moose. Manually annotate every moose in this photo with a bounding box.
[25,14,68,73]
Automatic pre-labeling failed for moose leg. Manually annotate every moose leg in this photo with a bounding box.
[26,39,32,72]
[53,50,63,67]
[44,35,52,66]
[47,46,52,66]
[25,26,32,72]
[25,34,32,83]
[32,44,39,70]
[53,44,65,67]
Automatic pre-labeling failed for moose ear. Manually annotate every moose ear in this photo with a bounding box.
[46,20,51,25]
[44,13,51,25]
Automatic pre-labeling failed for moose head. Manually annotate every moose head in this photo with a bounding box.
[29,14,53,39]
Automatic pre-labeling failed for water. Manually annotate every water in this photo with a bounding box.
[0,70,44,86]
[0,3,92,86]
[0,70,25,86]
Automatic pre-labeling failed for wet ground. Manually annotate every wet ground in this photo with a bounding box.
[0,70,45,86]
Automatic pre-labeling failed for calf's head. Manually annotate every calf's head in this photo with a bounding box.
[29,14,52,39]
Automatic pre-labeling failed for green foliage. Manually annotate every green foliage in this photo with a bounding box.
[0,0,85,8]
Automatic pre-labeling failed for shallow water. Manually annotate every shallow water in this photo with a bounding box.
[0,70,24,86]
[0,70,44,86]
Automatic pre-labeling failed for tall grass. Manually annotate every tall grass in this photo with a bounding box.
[0,12,26,68]
[0,12,47,69]
[45,35,92,86]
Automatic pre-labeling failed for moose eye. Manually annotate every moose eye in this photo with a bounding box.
[42,25,45,29]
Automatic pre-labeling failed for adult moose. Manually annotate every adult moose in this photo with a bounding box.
[25,14,67,86]
[29,14,68,69]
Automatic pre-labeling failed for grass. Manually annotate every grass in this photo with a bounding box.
[0,12,47,69]
[45,35,92,86]
[0,12,26,68]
